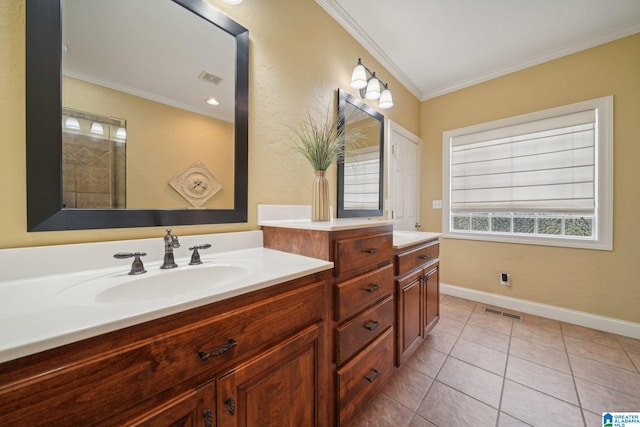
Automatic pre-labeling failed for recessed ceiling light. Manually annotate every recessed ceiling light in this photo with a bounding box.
[223,0,243,4]
[206,97,220,106]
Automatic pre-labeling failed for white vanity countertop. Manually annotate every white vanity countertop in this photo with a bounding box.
[258,218,395,231]
[393,231,442,249]
[0,231,333,364]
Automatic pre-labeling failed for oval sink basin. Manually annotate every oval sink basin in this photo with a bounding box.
[58,261,253,305]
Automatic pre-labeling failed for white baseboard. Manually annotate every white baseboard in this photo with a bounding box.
[441,283,640,340]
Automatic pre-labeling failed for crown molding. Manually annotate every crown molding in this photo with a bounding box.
[314,0,422,100]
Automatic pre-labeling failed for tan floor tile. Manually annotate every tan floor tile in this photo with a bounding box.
[501,380,584,427]
[561,323,621,347]
[467,311,513,335]
[628,351,640,372]
[460,323,511,353]
[440,295,477,311]
[450,338,508,375]
[575,378,640,413]
[408,415,436,427]
[618,335,640,354]
[498,412,532,426]
[569,354,640,397]
[506,355,578,404]
[350,393,414,427]
[509,336,571,373]
[564,335,637,371]
[583,410,603,427]
[519,313,561,333]
[511,322,565,350]
[422,329,458,354]
[382,365,433,412]
[440,303,472,322]
[417,381,497,426]
[436,357,503,408]
[406,345,447,378]
[433,316,465,337]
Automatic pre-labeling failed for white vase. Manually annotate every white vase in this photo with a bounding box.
[312,170,329,221]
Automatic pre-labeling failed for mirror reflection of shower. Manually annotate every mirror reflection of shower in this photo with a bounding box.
[61,108,127,208]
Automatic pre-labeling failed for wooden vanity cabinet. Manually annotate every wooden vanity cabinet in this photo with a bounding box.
[395,239,440,366]
[0,272,328,427]
[262,224,395,427]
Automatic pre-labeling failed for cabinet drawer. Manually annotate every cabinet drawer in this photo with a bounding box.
[0,280,325,426]
[395,241,439,277]
[336,328,394,427]
[335,295,394,365]
[334,232,393,279]
[334,264,394,322]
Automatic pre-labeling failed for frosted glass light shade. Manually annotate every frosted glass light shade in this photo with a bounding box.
[350,64,368,89]
[223,0,243,4]
[116,127,127,139]
[378,87,394,109]
[90,122,104,135]
[65,117,80,129]
[364,76,381,100]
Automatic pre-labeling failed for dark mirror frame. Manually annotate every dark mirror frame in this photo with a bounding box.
[26,0,249,231]
[337,89,384,218]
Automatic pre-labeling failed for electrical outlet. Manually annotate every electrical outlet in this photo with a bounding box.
[432,200,442,209]
[500,272,510,286]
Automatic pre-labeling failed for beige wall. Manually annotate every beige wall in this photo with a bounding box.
[63,77,235,209]
[421,33,640,323]
[0,0,420,248]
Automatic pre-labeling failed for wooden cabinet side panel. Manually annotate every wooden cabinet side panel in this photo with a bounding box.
[262,227,331,260]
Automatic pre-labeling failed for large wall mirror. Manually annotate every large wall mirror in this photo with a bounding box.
[26,0,249,231]
[337,89,384,218]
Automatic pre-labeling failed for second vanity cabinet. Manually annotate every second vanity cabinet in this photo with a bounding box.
[262,224,395,426]
[0,272,328,427]
[395,238,440,366]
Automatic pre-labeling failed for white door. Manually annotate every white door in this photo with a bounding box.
[388,121,421,231]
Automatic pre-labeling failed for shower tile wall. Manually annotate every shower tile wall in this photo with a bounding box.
[62,132,125,209]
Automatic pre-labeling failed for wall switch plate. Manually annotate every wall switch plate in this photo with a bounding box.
[500,272,510,286]
[432,200,442,209]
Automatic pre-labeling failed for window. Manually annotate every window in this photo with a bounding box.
[442,96,613,250]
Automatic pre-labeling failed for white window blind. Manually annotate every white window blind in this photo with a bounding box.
[343,148,380,209]
[450,109,595,214]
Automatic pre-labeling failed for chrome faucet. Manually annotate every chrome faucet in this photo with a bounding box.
[161,229,180,269]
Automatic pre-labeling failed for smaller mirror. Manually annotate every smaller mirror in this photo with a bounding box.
[337,89,385,218]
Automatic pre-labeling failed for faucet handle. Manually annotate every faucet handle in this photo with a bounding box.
[189,244,212,265]
[114,252,147,275]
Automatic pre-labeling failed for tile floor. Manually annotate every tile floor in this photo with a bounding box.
[351,295,640,427]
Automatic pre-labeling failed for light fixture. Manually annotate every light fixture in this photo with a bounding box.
[90,122,104,135]
[222,0,243,4]
[64,117,80,130]
[206,97,220,106]
[116,127,127,139]
[349,58,393,109]
[378,84,394,109]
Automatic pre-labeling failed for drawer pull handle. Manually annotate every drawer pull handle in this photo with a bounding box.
[225,397,236,415]
[364,284,380,293]
[203,409,213,427]
[364,321,380,331]
[365,369,380,383]
[418,255,431,260]
[198,338,237,360]
[364,247,380,254]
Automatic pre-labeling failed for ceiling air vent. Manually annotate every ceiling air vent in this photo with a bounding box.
[199,70,223,85]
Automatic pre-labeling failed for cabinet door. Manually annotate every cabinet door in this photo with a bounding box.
[117,382,215,427]
[396,274,422,366]
[217,323,322,427]
[424,265,439,334]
